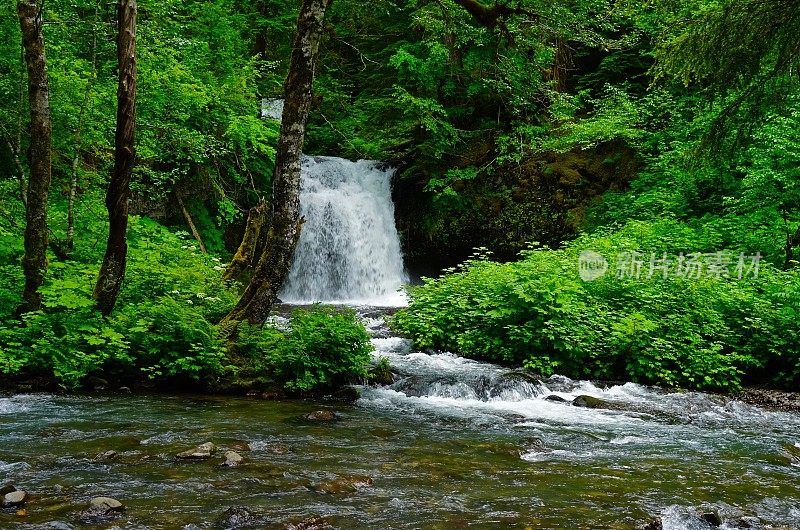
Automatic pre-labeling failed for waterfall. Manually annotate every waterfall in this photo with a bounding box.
[280,156,408,306]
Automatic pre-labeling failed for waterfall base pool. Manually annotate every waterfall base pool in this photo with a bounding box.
[1,314,798,530]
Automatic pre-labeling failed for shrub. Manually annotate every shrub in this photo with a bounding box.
[235,305,373,393]
[394,219,800,391]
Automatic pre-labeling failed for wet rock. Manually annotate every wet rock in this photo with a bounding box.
[312,474,373,494]
[572,395,616,409]
[88,497,124,513]
[261,390,286,400]
[222,451,244,467]
[266,444,290,455]
[330,386,361,402]
[700,511,722,526]
[639,518,663,530]
[79,497,124,524]
[177,442,217,460]
[95,450,117,461]
[3,490,29,507]
[0,484,15,496]
[118,386,131,394]
[304,410,337,422]
[218,506,256,527]
[368,362,394,385]
[545,394,569,403]
[736,388,800,412]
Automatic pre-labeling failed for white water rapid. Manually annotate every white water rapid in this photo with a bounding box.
[280,156,408,306]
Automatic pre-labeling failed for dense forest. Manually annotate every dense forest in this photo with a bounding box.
[1,1,800,529]
[0,0,798,394]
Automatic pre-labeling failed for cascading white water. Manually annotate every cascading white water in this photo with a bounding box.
[280,155,409,306]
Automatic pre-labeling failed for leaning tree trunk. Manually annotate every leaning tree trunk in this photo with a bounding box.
[93,0,136,316]
[221,0,333,326]
[17,0,52,314]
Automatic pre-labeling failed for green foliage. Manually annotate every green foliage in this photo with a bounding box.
[0,196,235,388]
[234,306,374,393]
[395,220,800,391]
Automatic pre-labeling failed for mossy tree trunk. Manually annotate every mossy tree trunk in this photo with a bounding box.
[221,0,332,326]
[93,0,137,316]
[17,0,52,314]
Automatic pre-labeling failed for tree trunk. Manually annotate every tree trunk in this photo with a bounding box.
[223,200,268,282]
[17,0,52,314]
[786,224,800,269]
[176,193,207,254]
[93,0,137,316]
[221,0,332,326]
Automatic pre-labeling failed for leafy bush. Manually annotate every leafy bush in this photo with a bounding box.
[235,305,373,393]
[0,199,235,389]
[394,219,800,391]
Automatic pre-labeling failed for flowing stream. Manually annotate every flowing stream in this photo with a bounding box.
[1,317,799,529]
[1,157,799,529]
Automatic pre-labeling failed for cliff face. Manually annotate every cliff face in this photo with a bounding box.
[394,141,638,274]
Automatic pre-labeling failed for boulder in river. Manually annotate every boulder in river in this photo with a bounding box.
[222,451,244,467]
[545,394,569,403]
[176,442,217,460]
[572,395,619,409]
[79,497,124,523]
[89,497,124,513]
[700,511,722,526]
[3,490,28,507]
[304,410,337,422]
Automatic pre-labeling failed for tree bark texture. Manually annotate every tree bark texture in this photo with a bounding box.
[17,0,52,313]
[223,200,268,282]
[221,0,332,326]
[93,0,136,316]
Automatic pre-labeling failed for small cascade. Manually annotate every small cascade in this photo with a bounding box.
[280,156,408,306]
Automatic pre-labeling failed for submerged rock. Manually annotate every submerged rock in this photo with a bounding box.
[46,522,74,530]
[95,450,117,461]
[218,506,256,528]
[304,410,337,422]
[0,484,16,496]
[177,442,217,460]
[3,490,28,507]
[222,451,244,467]
[639,518,663,530]
[285,515,333,529]
[312,474,373,494]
